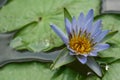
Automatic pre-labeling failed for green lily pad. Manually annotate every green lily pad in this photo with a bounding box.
[102,60,120,80]
[0,62,85,80]
[0,0,100,52]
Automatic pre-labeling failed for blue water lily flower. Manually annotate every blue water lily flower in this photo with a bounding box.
[50,9,109,64]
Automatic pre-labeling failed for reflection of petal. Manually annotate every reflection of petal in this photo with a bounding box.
[76,55,87,64]
[50,24,68,44]
[94,43,110,51]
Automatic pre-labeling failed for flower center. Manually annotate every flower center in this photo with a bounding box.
[69,34,92,55]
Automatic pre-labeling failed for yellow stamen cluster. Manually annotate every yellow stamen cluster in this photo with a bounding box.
[69,34,92,55]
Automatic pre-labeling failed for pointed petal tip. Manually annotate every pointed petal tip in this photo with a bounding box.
[78,12,84,19]
[95,43,110,52]
[72,16,76,19]
[50,23,55,28]
[49,23,68,44]
[104,44,110,49]
[93,19,102,27]
[89,9,94,13]
[87,9,94,16]
[87,9,94,15]
[65,18,71,27]
[94,29,110,42]
[96,19,102,25]
[77,56,87,64]
[72,16,77,23]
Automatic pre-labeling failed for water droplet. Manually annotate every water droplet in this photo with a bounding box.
[44,39,50,47]
[87,72,93,76]
[105,64,109,70]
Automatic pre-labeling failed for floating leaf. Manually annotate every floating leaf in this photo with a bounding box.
[96,57,118,64]
[0,62,84,80]
[102,60,120,80]
[85,75,100,80]
[0,0,100,52]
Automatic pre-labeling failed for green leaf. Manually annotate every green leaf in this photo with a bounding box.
[85,75,100,80]
[51,48,75,70]
[99,48,120,59]
[96,57,118,64]
[102,60,120,80]
[0,62,84,80]
[0,0,100,52]
[64,8,72,21]
[86,57,102,77]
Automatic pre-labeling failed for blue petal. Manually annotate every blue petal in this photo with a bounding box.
[94,30,109,42]
[94,43,110,52]
[69,52,75,55]
[79,53,88,57]
[92,28,102,39]
[85,9,94,22]
[77,55,87,64]
[72,16,77,34]
[91,20,102,37]
[82,9,94,33]
[89,51,98,56]
[85,17,93,33]
[50,24,68,44]
[77,12,85,31]
[65,18,72,35]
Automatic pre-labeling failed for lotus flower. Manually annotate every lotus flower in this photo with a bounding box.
[50,9,109,64]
